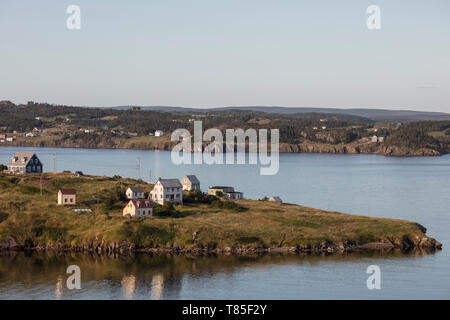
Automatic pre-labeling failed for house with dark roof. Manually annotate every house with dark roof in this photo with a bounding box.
[269,196,282,203]
[208,186,244,200]
[149,178,183,205]
[123,199,153,218]
[181,175,200,191]
[58,189,76,205]
[126,186,145,200]
[7,152,43,174]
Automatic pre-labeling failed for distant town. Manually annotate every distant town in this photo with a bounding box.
[1,100,449,157]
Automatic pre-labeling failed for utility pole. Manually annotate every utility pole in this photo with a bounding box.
[137,157,141,180]
[53,151,56,173]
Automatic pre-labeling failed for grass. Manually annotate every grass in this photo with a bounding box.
[0,173,427,249]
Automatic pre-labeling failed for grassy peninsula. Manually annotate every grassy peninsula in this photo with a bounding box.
[0,173,442,253]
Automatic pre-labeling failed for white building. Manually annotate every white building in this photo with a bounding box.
[123,200,153,218]
[126,187,145,200]
[154,130,164,137]
[181,175,200,191]
[150,178,183,205]
[269,196,282,203]
[208,186,244,200]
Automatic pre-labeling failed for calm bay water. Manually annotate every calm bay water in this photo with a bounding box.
[0,146,449,299]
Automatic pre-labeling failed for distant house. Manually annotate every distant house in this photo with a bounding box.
[321,126,327,130]
[181,175,200,191]
[6,137,14,142]
[371,135,385,143]
[154,130,164,137]
[123,199,153,218]
[26,132,37,137]
[58,189,76,205]
[126,187,145,200]
[33,127,47,133]
[149,178,183,205]
[312,126,318,130]
[132,106,141,111]
[208,186,244,200]
[269,196,282,203]
[7,152,43,174]
[0,134,6,139]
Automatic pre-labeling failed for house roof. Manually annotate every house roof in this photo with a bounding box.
[130,199,152,208]
[128,186,144,192]
[59,189,76,195]
[157,178,182,188]
[8,152,37,167]
[184,175,200,184]
[209,186,234,190]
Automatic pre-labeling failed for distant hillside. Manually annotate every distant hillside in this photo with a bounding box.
[110,106,450,123]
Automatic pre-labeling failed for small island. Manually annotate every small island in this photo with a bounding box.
[0,171,442,255]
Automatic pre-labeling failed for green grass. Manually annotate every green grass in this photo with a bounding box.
[0,173,427,249]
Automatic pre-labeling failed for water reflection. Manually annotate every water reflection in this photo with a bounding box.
[0,249,439,300]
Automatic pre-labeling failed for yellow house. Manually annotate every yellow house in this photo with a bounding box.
[57,189,76,205]
[123,199,153,218]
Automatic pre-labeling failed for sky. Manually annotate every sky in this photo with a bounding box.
[1,0,449,112]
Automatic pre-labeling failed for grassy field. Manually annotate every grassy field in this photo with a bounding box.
[0,173,429,249]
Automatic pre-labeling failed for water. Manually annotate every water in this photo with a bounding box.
[0,146,449,299]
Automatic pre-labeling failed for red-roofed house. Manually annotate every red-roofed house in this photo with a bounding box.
[58,189,76,205]
[123,199,153,218]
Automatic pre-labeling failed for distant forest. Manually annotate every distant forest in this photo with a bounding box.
[0,101,449,150]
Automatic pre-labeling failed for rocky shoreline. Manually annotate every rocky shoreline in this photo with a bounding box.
[4,139,446,157]
[0,235,442,256]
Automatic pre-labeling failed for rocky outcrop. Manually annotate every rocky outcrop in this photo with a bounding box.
[0,234,442,255]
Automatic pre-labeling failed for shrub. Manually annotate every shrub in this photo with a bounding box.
[183,190,219,204]
[154,202,177,217]
[210,199,248,212]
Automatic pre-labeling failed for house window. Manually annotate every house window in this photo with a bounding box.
[64,198,68,203]
[70,198,73,202]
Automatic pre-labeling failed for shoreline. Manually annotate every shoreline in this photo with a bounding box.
[1,235,442,255]
[0,143,446,157]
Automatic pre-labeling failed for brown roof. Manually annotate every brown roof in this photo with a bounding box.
[59,189,76,195]
[130,199,152,208]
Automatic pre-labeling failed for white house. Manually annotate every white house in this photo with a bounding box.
[150,178,183,205]
[208,186,244,200]
[181,175,200,191]
[154,130,164,137]
[269,196,282,203]
[126,187,145,200]
[371,135,385,143]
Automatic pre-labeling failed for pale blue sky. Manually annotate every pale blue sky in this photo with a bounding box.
[1,0,449,112]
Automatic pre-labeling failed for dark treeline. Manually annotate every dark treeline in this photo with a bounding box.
[1,101,449,151]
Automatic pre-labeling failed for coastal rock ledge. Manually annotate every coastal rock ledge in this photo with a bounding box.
[0,235,442,255]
